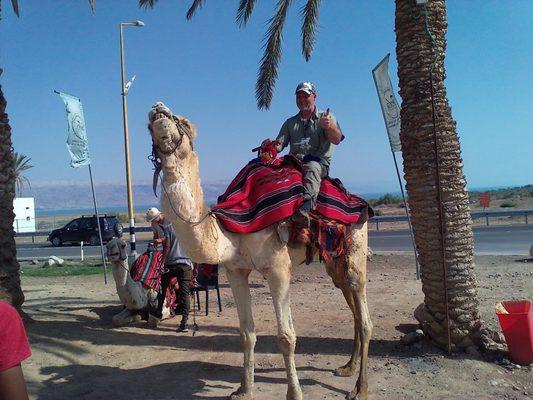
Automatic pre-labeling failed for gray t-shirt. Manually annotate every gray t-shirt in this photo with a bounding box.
[276,108,342,167]
[157,222,193,267]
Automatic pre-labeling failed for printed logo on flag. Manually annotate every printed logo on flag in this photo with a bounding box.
[372,54,402,152]
[57,92,91,168]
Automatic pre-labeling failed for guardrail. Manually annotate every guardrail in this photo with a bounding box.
[16,209,533,238]
[371,209,532,231]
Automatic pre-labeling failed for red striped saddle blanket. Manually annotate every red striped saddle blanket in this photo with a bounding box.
[130,250,177,313]
[211,155,373,233]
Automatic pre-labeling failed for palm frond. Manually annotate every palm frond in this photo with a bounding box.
[88,0,95,14]
[256,0,293,110]
[139,0,158,9]
[13,153,32,196]
[11,0,20,17]
[13,153,33,173]
[186,0,205,20]
[236,0,256,28]
[301,0,321,61]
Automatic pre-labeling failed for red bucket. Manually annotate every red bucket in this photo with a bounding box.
[496,300,533,365]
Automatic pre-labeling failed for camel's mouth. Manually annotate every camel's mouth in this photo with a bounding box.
[150,112,171,124]
[149,102,173,125]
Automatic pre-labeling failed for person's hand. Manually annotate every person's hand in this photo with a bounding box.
[320,108,332,131]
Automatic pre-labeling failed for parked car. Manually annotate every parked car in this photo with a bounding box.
[47,215,121,247]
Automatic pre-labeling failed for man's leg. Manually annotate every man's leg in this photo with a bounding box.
[294,161,325,227]
[148,267,172,326]
[177,263,193,332]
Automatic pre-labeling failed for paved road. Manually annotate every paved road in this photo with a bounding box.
[369,225,533,255]
[17,225,533,260]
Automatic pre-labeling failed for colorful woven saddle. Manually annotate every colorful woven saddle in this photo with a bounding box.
[211,155,373,234]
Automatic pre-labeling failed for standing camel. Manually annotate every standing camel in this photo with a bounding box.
[147,102,372,400]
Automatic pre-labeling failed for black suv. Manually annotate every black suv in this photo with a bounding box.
[48,215,121,247]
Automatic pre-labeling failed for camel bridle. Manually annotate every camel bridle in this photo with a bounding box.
[148,115,213,227]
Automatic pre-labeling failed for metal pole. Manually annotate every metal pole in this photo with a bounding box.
[392,151,420,279]
[120,23,137,260]
[88,164,108,284]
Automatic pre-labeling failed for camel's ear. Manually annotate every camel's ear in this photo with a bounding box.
[174,115,197,141]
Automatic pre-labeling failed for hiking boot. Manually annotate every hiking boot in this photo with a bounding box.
[177,322,189,333]
[292,208,310,229]
[147,314,160,328]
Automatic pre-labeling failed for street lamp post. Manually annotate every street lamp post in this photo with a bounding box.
[119,20,144,259]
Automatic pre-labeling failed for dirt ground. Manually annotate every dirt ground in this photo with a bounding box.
[20,254,532,400]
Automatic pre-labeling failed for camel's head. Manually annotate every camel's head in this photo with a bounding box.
[148,102,197,168]
[106,237,127,263]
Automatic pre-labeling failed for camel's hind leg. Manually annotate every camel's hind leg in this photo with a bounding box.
[332,284,361,377]
[327,223,372,400]
[264,264,303,400]
[347,280,372,400]
[226,267,256,400]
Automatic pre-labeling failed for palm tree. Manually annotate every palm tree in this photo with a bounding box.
[0,72,25,308]
[0,0,94,309]
[13,152,33,196]
[139,0,482,351]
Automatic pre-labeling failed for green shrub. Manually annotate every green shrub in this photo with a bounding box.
[500,201,517,208]
[117,213,129,223]
[374,193,403,206]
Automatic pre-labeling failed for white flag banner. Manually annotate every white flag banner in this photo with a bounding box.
[57,91,91,168]
[372,54,402,152]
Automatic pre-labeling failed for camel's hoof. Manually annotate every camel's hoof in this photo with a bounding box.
[346,388,367,400]
[346,390,360,400]
[334,364,355,377]
[228,388,252,400]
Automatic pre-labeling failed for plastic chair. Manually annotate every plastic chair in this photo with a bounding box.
[191,264,222,316]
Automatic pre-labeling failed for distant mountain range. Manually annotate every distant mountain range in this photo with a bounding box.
[21,182,529,212]
[20,182,231,211]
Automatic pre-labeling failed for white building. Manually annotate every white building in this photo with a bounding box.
[13,197,36,233]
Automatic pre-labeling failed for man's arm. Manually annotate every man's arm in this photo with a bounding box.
[0,365,29,400]
[274,120,290,151]
[320,109,344,145]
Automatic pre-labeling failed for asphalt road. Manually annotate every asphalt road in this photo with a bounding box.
[16,225,533,260]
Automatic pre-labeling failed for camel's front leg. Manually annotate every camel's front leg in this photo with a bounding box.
[226,267,256,400]
[264,266,303,400]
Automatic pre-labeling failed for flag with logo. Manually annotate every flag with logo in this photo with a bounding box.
[372,54,402,152]
[57,92,91,168]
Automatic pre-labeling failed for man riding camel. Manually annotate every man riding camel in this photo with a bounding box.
[262,81,344,228]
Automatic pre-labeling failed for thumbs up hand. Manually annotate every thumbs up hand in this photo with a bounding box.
[320,108,332,130]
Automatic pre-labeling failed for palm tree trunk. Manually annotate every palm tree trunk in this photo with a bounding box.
[395,0,482,351]
[0,77,25,308]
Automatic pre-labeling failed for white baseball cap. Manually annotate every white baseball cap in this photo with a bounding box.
[145,207,161,222]
[295,81,317,96]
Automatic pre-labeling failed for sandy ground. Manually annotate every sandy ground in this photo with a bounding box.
[20,254,532,400]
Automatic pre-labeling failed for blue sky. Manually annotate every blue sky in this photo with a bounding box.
[2,1,532,195]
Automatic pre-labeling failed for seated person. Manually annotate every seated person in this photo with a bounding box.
[262,81,344,228]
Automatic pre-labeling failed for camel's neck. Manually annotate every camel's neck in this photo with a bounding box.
[160,152,235,264]
[111,260,130,287]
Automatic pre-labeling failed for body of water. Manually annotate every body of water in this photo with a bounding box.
[36,205,156,217]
